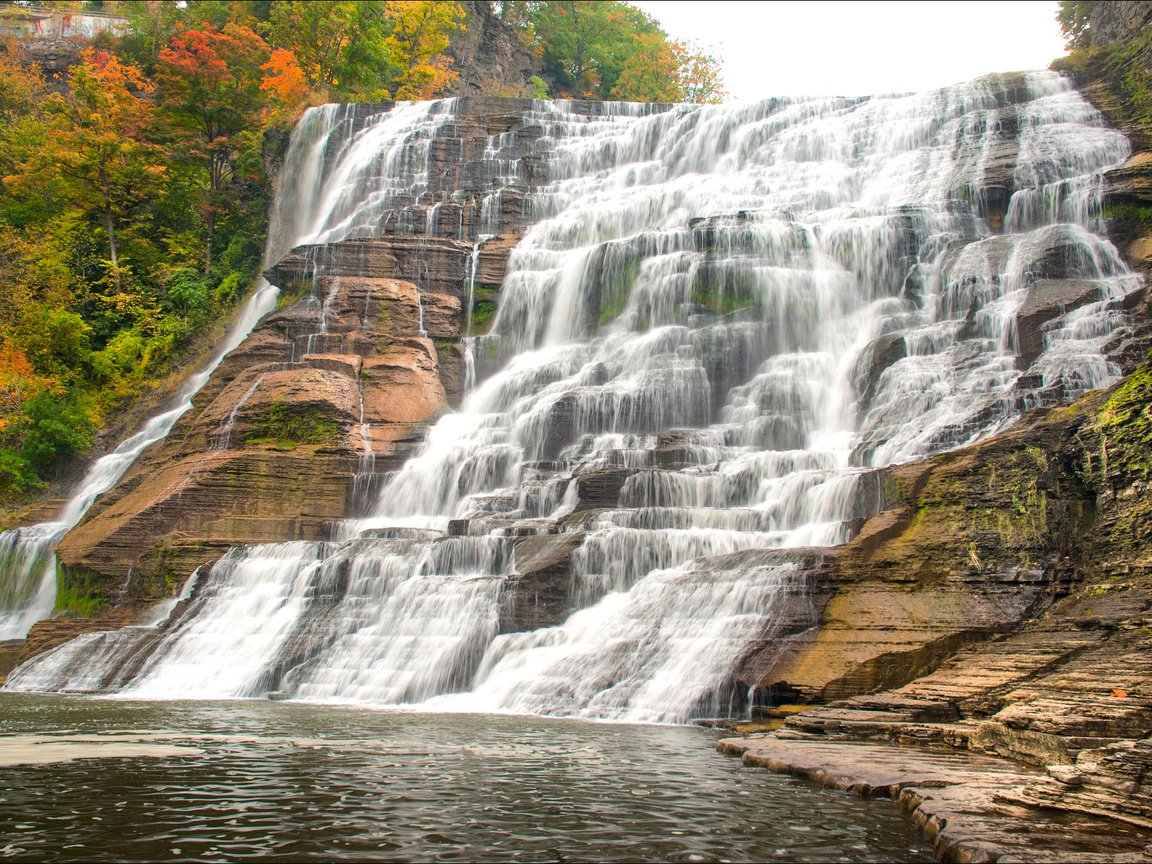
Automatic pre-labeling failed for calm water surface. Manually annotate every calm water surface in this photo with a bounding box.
[0,694,932,862]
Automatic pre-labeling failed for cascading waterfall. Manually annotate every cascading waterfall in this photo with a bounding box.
[8,74,1143,723]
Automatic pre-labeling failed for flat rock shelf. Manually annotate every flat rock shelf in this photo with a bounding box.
[718,734,1152,862]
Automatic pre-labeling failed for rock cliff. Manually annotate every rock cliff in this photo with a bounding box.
[720,5,1152,845]
[17,97,574,661]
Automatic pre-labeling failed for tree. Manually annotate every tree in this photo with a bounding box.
[267,1,394,98]
[0,45,47,123]
[527,1,633,97]
[383,0,465,99]
[503,1,724,103]
[610,32,681,102]
[0,343,52,438]
[155,23,271,268]
[260,47,310,122]
[4,50,165,290]
[676,42,725,104]
[1057,1,1094,48]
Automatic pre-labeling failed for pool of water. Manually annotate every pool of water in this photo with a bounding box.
[0,694,933,862]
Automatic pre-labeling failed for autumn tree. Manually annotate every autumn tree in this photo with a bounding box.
[610,31,681,102]
[0,343,53,439]
[5,50,165,290]
[504,1,724,103]
[0,45,47,123]
[676,42,725,104]
[260,47,310,123]
[155,23,272,268]
[383,0,465,99]
[267,1,394,98]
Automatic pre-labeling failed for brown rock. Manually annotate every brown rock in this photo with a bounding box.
[501,532,586,632]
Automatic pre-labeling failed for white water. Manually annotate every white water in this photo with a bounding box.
[0,92,355,639]
[8,75,1143,721]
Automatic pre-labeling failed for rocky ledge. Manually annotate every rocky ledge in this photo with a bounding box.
[717,735,1152,862]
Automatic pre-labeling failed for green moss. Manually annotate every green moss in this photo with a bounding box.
[464,285,499,335]
[245,400,340,448]
[1091,363,1152,484]
[469,300,498,334]
[433,338,460,359]
[55,567,107,617]
[691,265,759,316]
[1052,27,1152,140]
[882,473,909,506]
[1101,202,1152,227]
[596,257,639,327]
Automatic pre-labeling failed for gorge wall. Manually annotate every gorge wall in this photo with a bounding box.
[3,67,1150,731]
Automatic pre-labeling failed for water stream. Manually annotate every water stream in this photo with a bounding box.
[6,76,1143,723]
[0,283,278,640]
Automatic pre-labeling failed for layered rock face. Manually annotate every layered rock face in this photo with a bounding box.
[48,97,575,609]
[716,39,1152,839]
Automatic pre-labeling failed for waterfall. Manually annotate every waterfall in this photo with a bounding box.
[8,75,1142,722]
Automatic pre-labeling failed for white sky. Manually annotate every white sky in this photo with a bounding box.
[632,1,1069,101]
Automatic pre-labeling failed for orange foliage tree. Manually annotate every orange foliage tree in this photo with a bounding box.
[155,23,273,267]
[610,32,682,102]
[676,42,726,104]
[4,50,164,290]
[260,47,310,123]
[0,343,61,439]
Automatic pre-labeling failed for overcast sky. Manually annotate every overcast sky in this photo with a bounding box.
[632,1,1069,101]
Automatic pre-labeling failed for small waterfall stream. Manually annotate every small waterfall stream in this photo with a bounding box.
[7,76,1143,722]
[0,284,278,640]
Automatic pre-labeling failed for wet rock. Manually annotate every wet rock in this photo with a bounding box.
[1016,279,1103,368]
[851,333,907,411]
[501,532,585,632]
[717,736,1152,861]
[573,468,636,511]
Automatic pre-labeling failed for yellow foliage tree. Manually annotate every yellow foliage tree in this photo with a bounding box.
[610,32,682,103]
[384,0,465,100]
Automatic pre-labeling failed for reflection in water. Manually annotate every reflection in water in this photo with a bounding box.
[0,694,931,863]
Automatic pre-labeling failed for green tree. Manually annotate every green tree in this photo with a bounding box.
[1057,1,1094,48]
[267,0,394,98]
[503,1,724,103]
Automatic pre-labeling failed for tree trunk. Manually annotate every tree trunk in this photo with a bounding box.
[99,163,120,290]
[102,208,120,291]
